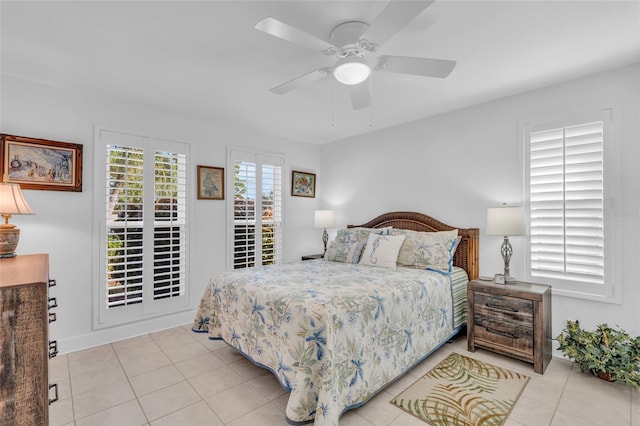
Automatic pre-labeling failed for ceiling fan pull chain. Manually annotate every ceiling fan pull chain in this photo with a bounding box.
[369,76,374,128]
[331,85,336,128]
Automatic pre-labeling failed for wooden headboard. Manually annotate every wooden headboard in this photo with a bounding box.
[348,211,479,280]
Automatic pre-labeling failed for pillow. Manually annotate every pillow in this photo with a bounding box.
[334,227,392,245]
[359,233,406,269]
[392,229,459,272]
[325,241,364,264]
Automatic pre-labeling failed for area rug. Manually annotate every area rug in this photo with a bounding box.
[390,352,529,426]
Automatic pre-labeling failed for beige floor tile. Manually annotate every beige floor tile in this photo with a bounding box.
[67,343,117,364]
[227,402,289,426]
[188,365,245,398]
[73,378,135,420]
[48,395,74,426]
[119,349,173,378]
[150,401,223,426]
[175,351,225,379]
[130,364,186,397]
[205,382,270,423]
[138,380,201,421]
[508,395,557,426]
[340,410,376,426]
[151,327,199,351]
[228,357,270,380]
[212,345,246,364]
[387,411,432,426]
[75,399,147,426]
[162,340,209,363]
[52,378,72,401]
[352,390,401,426]
[248,373,288,401]
[49,353,70,382]
[113,334,162,359]
[203,338,231,351]
[385,372,422,397]
[69,357,128,395]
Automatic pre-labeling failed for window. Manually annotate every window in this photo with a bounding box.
[228,148,283,270]
[95,129,189,327]
[523,108,620,301]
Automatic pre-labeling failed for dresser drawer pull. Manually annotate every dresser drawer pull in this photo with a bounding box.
[48,279,57,288]
[49,312,57,323]
[48,297,58,310]
[485,327,519,339]
[485,302,519,312]
[49,340,58,359]
[49,383,59,405]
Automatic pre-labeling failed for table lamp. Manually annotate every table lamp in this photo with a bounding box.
[0,178,34,258]
[486,205,525,283]
[314,210,336,256]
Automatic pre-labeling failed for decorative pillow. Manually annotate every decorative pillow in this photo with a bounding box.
[334,227,392,245]
[392,229,459,272]
[359,233,406,269]
[325,241,364,264]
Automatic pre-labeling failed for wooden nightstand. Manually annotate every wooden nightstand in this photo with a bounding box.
[467,279,552,374]
[301,254,323,261]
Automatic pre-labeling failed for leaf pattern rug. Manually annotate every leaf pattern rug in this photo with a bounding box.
[390,352,529,426]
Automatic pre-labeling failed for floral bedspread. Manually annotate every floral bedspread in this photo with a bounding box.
[193,261,467,426]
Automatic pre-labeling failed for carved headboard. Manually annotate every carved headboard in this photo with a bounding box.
[349,211,479,280]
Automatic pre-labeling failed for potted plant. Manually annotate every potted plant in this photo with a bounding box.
[556,320,640,388]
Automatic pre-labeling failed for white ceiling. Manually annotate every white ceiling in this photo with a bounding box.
[2,1,639,144]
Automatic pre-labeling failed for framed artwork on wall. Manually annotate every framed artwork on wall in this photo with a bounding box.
[197,165,224,200]
[0,133,83,192]
[291,170,316,198]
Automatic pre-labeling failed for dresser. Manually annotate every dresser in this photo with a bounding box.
[467,279,552,374]
[0,254,58,425]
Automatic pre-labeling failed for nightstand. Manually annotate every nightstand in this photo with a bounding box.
[301,254,323,261]
[467,279,552,374]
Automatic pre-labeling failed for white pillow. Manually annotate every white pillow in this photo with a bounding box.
[359,233,406,269]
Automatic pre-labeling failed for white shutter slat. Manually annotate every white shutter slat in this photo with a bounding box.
[528,121,604,284]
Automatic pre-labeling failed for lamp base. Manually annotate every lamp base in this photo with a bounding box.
[0,227,20,258]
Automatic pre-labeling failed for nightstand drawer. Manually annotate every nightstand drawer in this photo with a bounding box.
[474,292,533,327]
[474,317,534,355]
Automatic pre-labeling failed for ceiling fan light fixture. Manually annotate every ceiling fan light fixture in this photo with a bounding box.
[333,57,371,85]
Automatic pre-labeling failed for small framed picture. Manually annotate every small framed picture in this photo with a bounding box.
[1,133,83,192]
[197,165,224,200]
[291,170,316,198]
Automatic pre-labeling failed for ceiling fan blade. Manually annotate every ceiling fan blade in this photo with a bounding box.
[362,0,435,49]
[348,79,372,110]
[375,55,456,78]
[255,17,337,52]
[270,68,330,95]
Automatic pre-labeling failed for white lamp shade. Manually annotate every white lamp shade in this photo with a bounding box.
[486,206,525,236]
[0,183,34,215]
[314,210,336,228]
[333,57,371,85]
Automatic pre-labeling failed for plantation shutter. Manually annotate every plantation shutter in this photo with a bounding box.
[97,129,189,327]
[528,121,604,284]
[229,149,283,270]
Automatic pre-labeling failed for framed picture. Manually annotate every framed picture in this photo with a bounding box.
[291,170,316,198]
[197,165,224,200]
[0,134,83,192]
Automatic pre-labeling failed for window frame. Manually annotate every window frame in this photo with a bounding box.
[226,147,284,271]
[521,107,621,303]
[94,128,190,329]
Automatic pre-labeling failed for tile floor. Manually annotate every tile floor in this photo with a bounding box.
[49,324,640,426]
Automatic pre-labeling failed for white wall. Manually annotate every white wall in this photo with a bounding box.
[320,63,640,337]
[1,75,322,353]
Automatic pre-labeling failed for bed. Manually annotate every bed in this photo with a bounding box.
[193,211,479,426]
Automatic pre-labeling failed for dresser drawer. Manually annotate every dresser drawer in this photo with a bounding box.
[474,317,534,356]
[474,292,533,327]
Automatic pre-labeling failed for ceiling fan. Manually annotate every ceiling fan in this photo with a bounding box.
[254,0,456,110]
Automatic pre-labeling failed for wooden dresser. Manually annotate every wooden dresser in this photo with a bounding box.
[0,254,57,425]
[467,279,552,374]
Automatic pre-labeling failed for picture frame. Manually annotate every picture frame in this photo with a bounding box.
[197,165,224,200]
[291,170,316,198]
[0,133,83,192]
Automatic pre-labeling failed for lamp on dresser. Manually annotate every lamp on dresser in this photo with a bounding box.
[314,210,336,256]
[486,205,525,283]
[0,177,34,258]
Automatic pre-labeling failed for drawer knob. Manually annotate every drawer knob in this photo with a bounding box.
[49,383,59,405]
[49,340,58,359]
[48,297,58,310]
[485,302,519,312]
[48,279,57,288]
[485,326,520,339]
